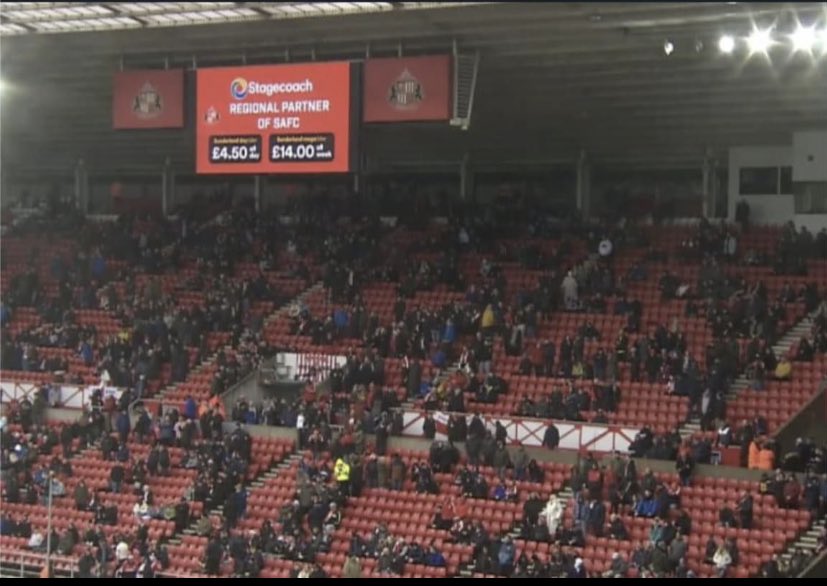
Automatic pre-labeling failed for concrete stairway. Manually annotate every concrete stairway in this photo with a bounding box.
[155,282,323,406]
[677,309,818,441]
[777,516,826,577]
[175,451,304,543]
[455,484,574,578]
[400,362,464,412]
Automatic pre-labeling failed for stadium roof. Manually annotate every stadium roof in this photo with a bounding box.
[1,2,826,174]
[0,3,479,35]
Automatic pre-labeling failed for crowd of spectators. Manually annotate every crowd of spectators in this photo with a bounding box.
[3,198,827,578]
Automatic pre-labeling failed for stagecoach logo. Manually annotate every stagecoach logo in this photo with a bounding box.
[388,68,423,110]
[132,82,163,119]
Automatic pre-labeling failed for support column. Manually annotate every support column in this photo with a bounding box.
[253,175,262,213]
[576,150,592,218]
[74,159,87,214]
[169,169,176,214]
[710,158,720,219]
[702,156,711,218]
[459,153,470,200]
[162,159,171,217]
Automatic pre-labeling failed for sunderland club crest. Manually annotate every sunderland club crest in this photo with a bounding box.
[132,82,163,119]
[204,107,220,125]
[388,68,423,110]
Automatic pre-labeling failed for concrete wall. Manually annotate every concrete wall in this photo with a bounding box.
[793,130,827,182]
[728,145,794,223]
[793,214,827,234]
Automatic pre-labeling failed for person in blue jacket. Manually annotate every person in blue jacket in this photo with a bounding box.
[635,490,660,518]
[425,544,446,568]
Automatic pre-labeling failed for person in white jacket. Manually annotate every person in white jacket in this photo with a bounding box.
[541,494,564,537]
[713,544,732,577]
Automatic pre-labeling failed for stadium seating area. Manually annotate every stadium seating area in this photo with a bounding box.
[1,210,825,578]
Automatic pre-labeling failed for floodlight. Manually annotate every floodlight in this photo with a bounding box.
[791,26,816,52]
[718,35,735,54]
[747,28,773,54]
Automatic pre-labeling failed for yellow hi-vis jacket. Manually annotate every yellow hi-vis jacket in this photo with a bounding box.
[334,458,350,482]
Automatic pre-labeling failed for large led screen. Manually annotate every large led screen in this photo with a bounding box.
[196,62,352,174]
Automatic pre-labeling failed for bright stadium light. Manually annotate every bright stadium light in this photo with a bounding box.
[718,34,735,54]
[747,27,773,54]
[791,25,817,53]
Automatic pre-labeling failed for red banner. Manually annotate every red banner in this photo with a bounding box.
[195,62,352,175]
[112,69,184,129]
[363,55,452,123]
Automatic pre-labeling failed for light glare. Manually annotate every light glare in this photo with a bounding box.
[663,40,674,56]
[747,28,773,54]
[791,26,816,52]
[718,35,735,54]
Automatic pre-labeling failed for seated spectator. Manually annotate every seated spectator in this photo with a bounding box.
[602,552,628,578]
[634,490,659,518]
[424,544,446,568]
[0,515,16,537]
[27,530,45,551]
[430,506,452,531]
[608,514,629,540]
[491,481,508,502]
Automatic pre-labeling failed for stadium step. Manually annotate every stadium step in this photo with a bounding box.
[152,281,323,406]
[776,518,826,576]
[678,307,820,440]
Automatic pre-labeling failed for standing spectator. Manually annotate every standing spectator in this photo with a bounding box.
[737,492,753,529]
[73,479,90,511]
[567,557,587,578]
[497,535,515,576]
[562,271,579,311]
[492,442,512,480]
[342,555,362,579]
[713,542,732,577]
[115,411,130,444]
[334,456,351,496]
[675,452,694,487]
[543,422,560,450]
[390,454,406,491]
